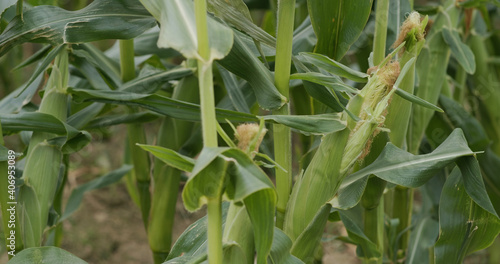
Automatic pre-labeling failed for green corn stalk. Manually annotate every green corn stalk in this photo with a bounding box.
[18,48,69,248]
[120,39,151,229]
[194,0,222,262]
[285,58,401,261]
[148,74,200,264]
[273,0,295,229]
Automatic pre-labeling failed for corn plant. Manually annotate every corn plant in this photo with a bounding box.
[1,0,500,263]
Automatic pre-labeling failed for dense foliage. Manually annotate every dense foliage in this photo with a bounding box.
[1,0,500,263]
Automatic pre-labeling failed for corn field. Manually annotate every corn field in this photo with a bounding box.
[1,0,500,263]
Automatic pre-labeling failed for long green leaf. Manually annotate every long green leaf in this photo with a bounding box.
[140,0,233,61]
[435,168,500,263]
[68,88,257,123]
[120,67,193,93]
[337,129,477,210]
[262,113,347,136]
[299,52,369,83]
[85,112,160,129]
[1,112,91,153]
[8,247,87,264]
[0,75,42,114]
[0,0,156,56]
[217,65,251,113]
[219,31,286,110]
[268,228,304,264]
[307,0,373,60]
[457,156,498,217]
[441,27,476,74]
[290,72,358,94]
[290,205,332,263]
[406,218,439,264]
[330,208,382,260]
[138,144,195,172]
[207,0,275,48]
[341,129,474,189]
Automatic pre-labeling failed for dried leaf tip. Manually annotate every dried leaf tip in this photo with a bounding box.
[235,123,267,154]
[392,12,427,52]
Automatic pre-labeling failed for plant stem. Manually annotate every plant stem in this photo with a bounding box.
[194,0,222,262]
[273,0,295,229]
[373,0,389,65]
[453,65,467,103]
[207,197,223,264]
[119,40,136,83]
[195,0,218,148]
[120,39,151,229]
[394,186,414,253]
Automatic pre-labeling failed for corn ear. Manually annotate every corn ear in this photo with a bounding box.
[19,47,69,247]
[19,141,62,247]
[285,59,400,244]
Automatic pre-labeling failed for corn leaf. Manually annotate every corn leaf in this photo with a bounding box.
[439,95,490,151]
[8,246,87,264]
[342,129,474,188]
[139,0,233,61]
[268,228,304,264]
[68,88,258,123]
[0,0,156,56]
[138,144,195,172]
[299,52,369,83]
[167,202,230,260]
[17,45,65,94]
[290,72,359,94]
[0,75,42,114]
[13,44,52,70]
[292,57,347,112]
[292,17,316,55]
[330,208,382,260]
[442,27,476,74]
[261,113,347,136]
[1,112,91,153]
[307,0,373,60]
[337,129,479,209]
[290,205,332,262]
[435,168,500,263]
[458,0,500,8]
[406,217,439,264]
[71,44,122,88]
[219,31,286,110]
[59,165,132,222]
[217,65,251,113]
[120,67,193,93]
[457,156,498,217]
[207,0,275,48]
[85,112,160,129]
